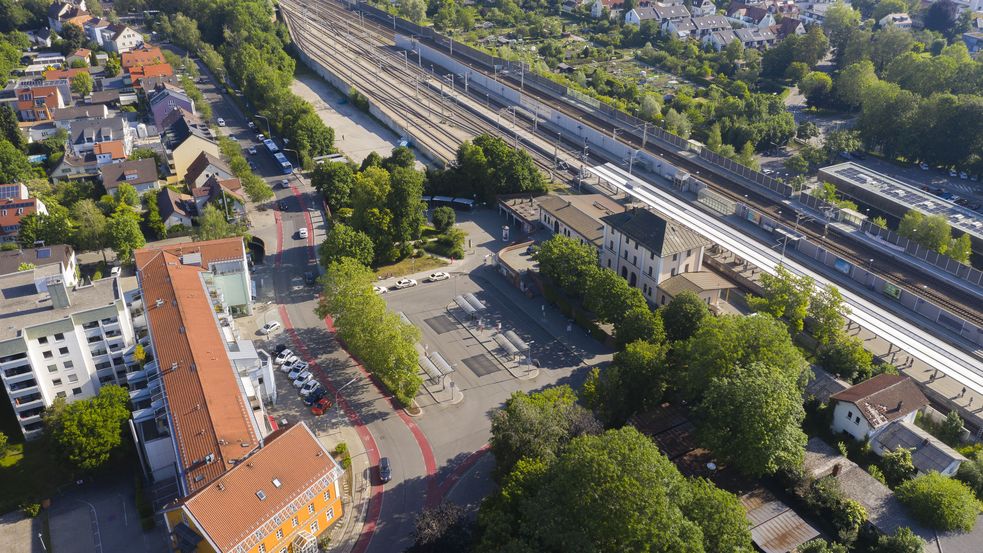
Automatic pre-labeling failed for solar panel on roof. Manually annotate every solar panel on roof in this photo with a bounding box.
[37,248,51,259]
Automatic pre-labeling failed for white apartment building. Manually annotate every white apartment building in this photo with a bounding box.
[0,268,135,439]
[600,208,710,303]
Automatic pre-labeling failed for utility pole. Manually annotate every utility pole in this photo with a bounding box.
[554,132,560,168]
[642,122,648,148]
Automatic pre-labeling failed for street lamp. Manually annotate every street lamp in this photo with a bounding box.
[334,376,358,411]
[254,114,272,138]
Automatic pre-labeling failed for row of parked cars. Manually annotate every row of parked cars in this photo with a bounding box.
[372,272,449,294]
[920,186,983,212]
[273,345,332,415]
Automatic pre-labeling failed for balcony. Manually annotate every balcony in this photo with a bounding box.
[8,379,38,392]
[18,406,43,420]
[3,365,32,379]
[90,348,108,358]
[12,393,43,408]
[87,334,103,344]
[0,352,28,366]
[81,321,100,330]
[105,329,122,339]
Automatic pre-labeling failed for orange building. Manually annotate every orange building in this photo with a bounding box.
[15,85,65,121]
[122,46,165,70]
[128,63,174,91]
[43,67,90,81]
[165,424,344,553]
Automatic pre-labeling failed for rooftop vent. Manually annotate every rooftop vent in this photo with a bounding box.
[155,299,164,308]
[272,478,281,488]
[204,453,215,464]
[256,490,266,501]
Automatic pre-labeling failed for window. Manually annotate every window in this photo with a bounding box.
[672,253,678,261]
[686,250,691,257]
[323,490,331,501]
[326,508,335,521]
[54,333,64,341]
[38,337,48,345]
[308,504,315,514]
[609,240,614,249]
[671,268,677,277]
[606,260,611,268]
[68,374,78,383]
[58,347,69,355]
[854,417,860,425]
[47,365,58,373]
[258,545,266,553]
[52,378,62,386]
[647,267,652,276]
[310,520,319,533]
[847,411,852,419]
[291,517,298,528]
[43,351,53,359]
[63,361,73,369]
[276,529,283,540]
[632,255,637,266]
[72,387,82,395]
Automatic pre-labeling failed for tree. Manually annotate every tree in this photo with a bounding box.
[142,192,166,240]
[874,527,924,553]
[882,446,917,486]
[800,71,833,106]
[535,235,598,295]
[70,199,108,254]
[923,0,959,32]
[431,206,455,234]
[17,204,75,248]
[810,285,849,345]
[895,472,979,532]
[955,450,983,501]
[947,233,972,264]
[639,94,661,121]
[664,108,692,138]
[835,61,878,109]
[937,410,964,446]
[319,223,374,267]
[682,478,754,553]
[872,0,908,21]
[59,22,85,53]
[898,211,952,255]
[748,265,815,334]
[407,502,475,553]
[614,307,664,348]
[785,154,811,176]
[698,361,807,476]
[823,1,862,52]
[104,54,121,77]
[818,335,873,381]
[800,539,849,553]
[661,291,710,342]
[823,130,863,163]
[108,204,145,263]
[114,183,139,207]
[399,0,427,22]
[489,386,601,478]
[594,340,672,424]
[0,140,33,183]
[0,431,7,456]
[675,313,809,401]
[45,385,130,470]
[70,71,93,97]
[194,204,243,242]
[0,104,25,150]
[583,268,647,325]
[312,162,356,212]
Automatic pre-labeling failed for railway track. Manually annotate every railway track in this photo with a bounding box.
[306,0,983,327]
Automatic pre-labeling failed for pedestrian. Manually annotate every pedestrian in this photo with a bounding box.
[961,387,967,398]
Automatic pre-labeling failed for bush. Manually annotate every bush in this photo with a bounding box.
[426,229,465,259]
[805,476,867,544]
[20,503,41,518]
[431,206,455,233]
[896,472,980,532]
[350,87,370,111]
[333,442,352,470]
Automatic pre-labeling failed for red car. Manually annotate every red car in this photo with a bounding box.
[311,398,333,416]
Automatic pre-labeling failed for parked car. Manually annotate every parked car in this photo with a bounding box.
[949,168,958,177]
[299,380,321,397]
[311,397,332,416]
[279,356,301,372]
[959,171,968,180]
[274,348,294,365]
[256,133,265,142]
[248,147,257,155]
[373,285,388,294]
[379,457,392,483]
[248,121,257,130]
[287,366,306,380]
[298,227,309,239]
[216,117,226,126]
[274,344,289,355]
[280,179,290,188]
[110,266,121,277]
[426,272,449,282]
[260,321,281,335]
[394,278,417,289]
[293,371,313,388]
[304,388,327,406]
[919,162,930,170]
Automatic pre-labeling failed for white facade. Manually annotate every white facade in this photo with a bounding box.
[600,222,705,304]
[831,400,919,442]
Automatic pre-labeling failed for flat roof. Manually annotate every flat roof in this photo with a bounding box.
[135,240,258,493]
[819,162,983,240]
[0,271,119,340]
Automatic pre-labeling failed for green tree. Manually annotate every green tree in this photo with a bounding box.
[955,450,983,500]
[682,478,754,553]
[104,54,121,77]
[799,539,849,553]
[748,265,815,334]
[0,140,33,183]
[431,206,456,233]
[785,154,811,175]
[489,386,601,478]
[45,385,131,470]
[895,472,980,532]
[59,22,85,53]
[142,192,166,240]
[595,339,672,425]
[319,223,374,267]
[535,235,598,295]
[114,183,139,207]
[583,268,648,325]
[947,233,972,264]
[937,410,964,446]
[312,161,356,212]
[810,285,849,345]
[660,291,710,342]
[874,527,924,553]
[698,361,807,477]
[0,104,25,150]
[800,71,833,106]
[872,0,908,22]
[108,204,145,263]
[614,307,664,348]
[399,0,427,22]
[70,71,94,97]
[194,204,243,241]
[818,334,872,381]
[0,431,7,456]
[823,1,862,52]
[882,446,917,486]
[898,211,952,255]
[675,313,809,401]
[70,199,109,255]
[17,204,75,248]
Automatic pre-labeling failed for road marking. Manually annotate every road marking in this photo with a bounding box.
[77,499,102,553]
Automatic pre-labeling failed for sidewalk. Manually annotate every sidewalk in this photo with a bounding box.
[316,424,371,553]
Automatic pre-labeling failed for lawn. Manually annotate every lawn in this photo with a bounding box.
[0,439,71,514]
[374,255,447,279]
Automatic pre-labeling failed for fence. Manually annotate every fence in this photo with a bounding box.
[860,220,983,287]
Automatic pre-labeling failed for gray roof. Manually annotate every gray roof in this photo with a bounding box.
[873,420,967,474]
[804,366,850,404]
[69,117,125,146]
[538,195,609,247]
[161,112,212,150]
[633,5,690,19]
[100,158,159,189]
[87,90,120,104]
[0,245,74,277]
[0,271,120,341]
[157,188,191,221]
[735,26,777,42]
[741,488,820,553]
[602,208,710,257]
[670,18,696,32]
[51,104,107,122]
[148,85,191,109]
[691,15,730,30]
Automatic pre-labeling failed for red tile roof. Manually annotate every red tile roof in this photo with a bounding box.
[181,424,343,553]
[122,46,165,69]
[129,63,174,89]
[0,198,43,237]
[43,67,89,80]
[135,238,259,492]
[93,140,125,160]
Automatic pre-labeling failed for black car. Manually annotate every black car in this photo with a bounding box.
[274,344,288,355]
[304,271,317,286]
[379,457,392,483]
[304,388,327,406]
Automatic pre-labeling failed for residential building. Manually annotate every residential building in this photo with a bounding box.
[800,3,831,24]
[0,197,48,244]
[0,269,134,439]
[15,84,65,122]
[537,194,622,251]
[43,67,89,82]
[705,26,778,49]
[87,89,122,107]
[93,140,126,166]
[772,17,806,39]
[600,208,710,303]
[161,113,221,183]
[102,25,144,54]
[128,239,272,498]
[83,17,112,46]
[726,3,776,27]
[67,48,91,65]
[51,104,109,129]
[185,152,234,190]
[666,15,731,39]
[498,195,546,235]
[0,244,78,284]
[163,424,344,553]
[965,31,983,54]
[871,420,967,476]
[625,4,691,24]
[192,176,246,219]
[691,0,719,16]
[28,28,54,48]
[829,374,928,442]
[878,12,912,28]
[122,46,165,70]
[69,117,129,156]
[47,0,89,32]
[149,85,196,130]
[51,154,99,181]
[157,188,194,228]
[26,123,61,143]
[33,52,67,67]
[0,184,30,202]
[128,63,175,92]
[101,158,160,195]
[655,271,737,309]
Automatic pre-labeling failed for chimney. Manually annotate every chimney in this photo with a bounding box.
[897,400,904,411]
[47,277,71,309]
[831,463,841,477]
